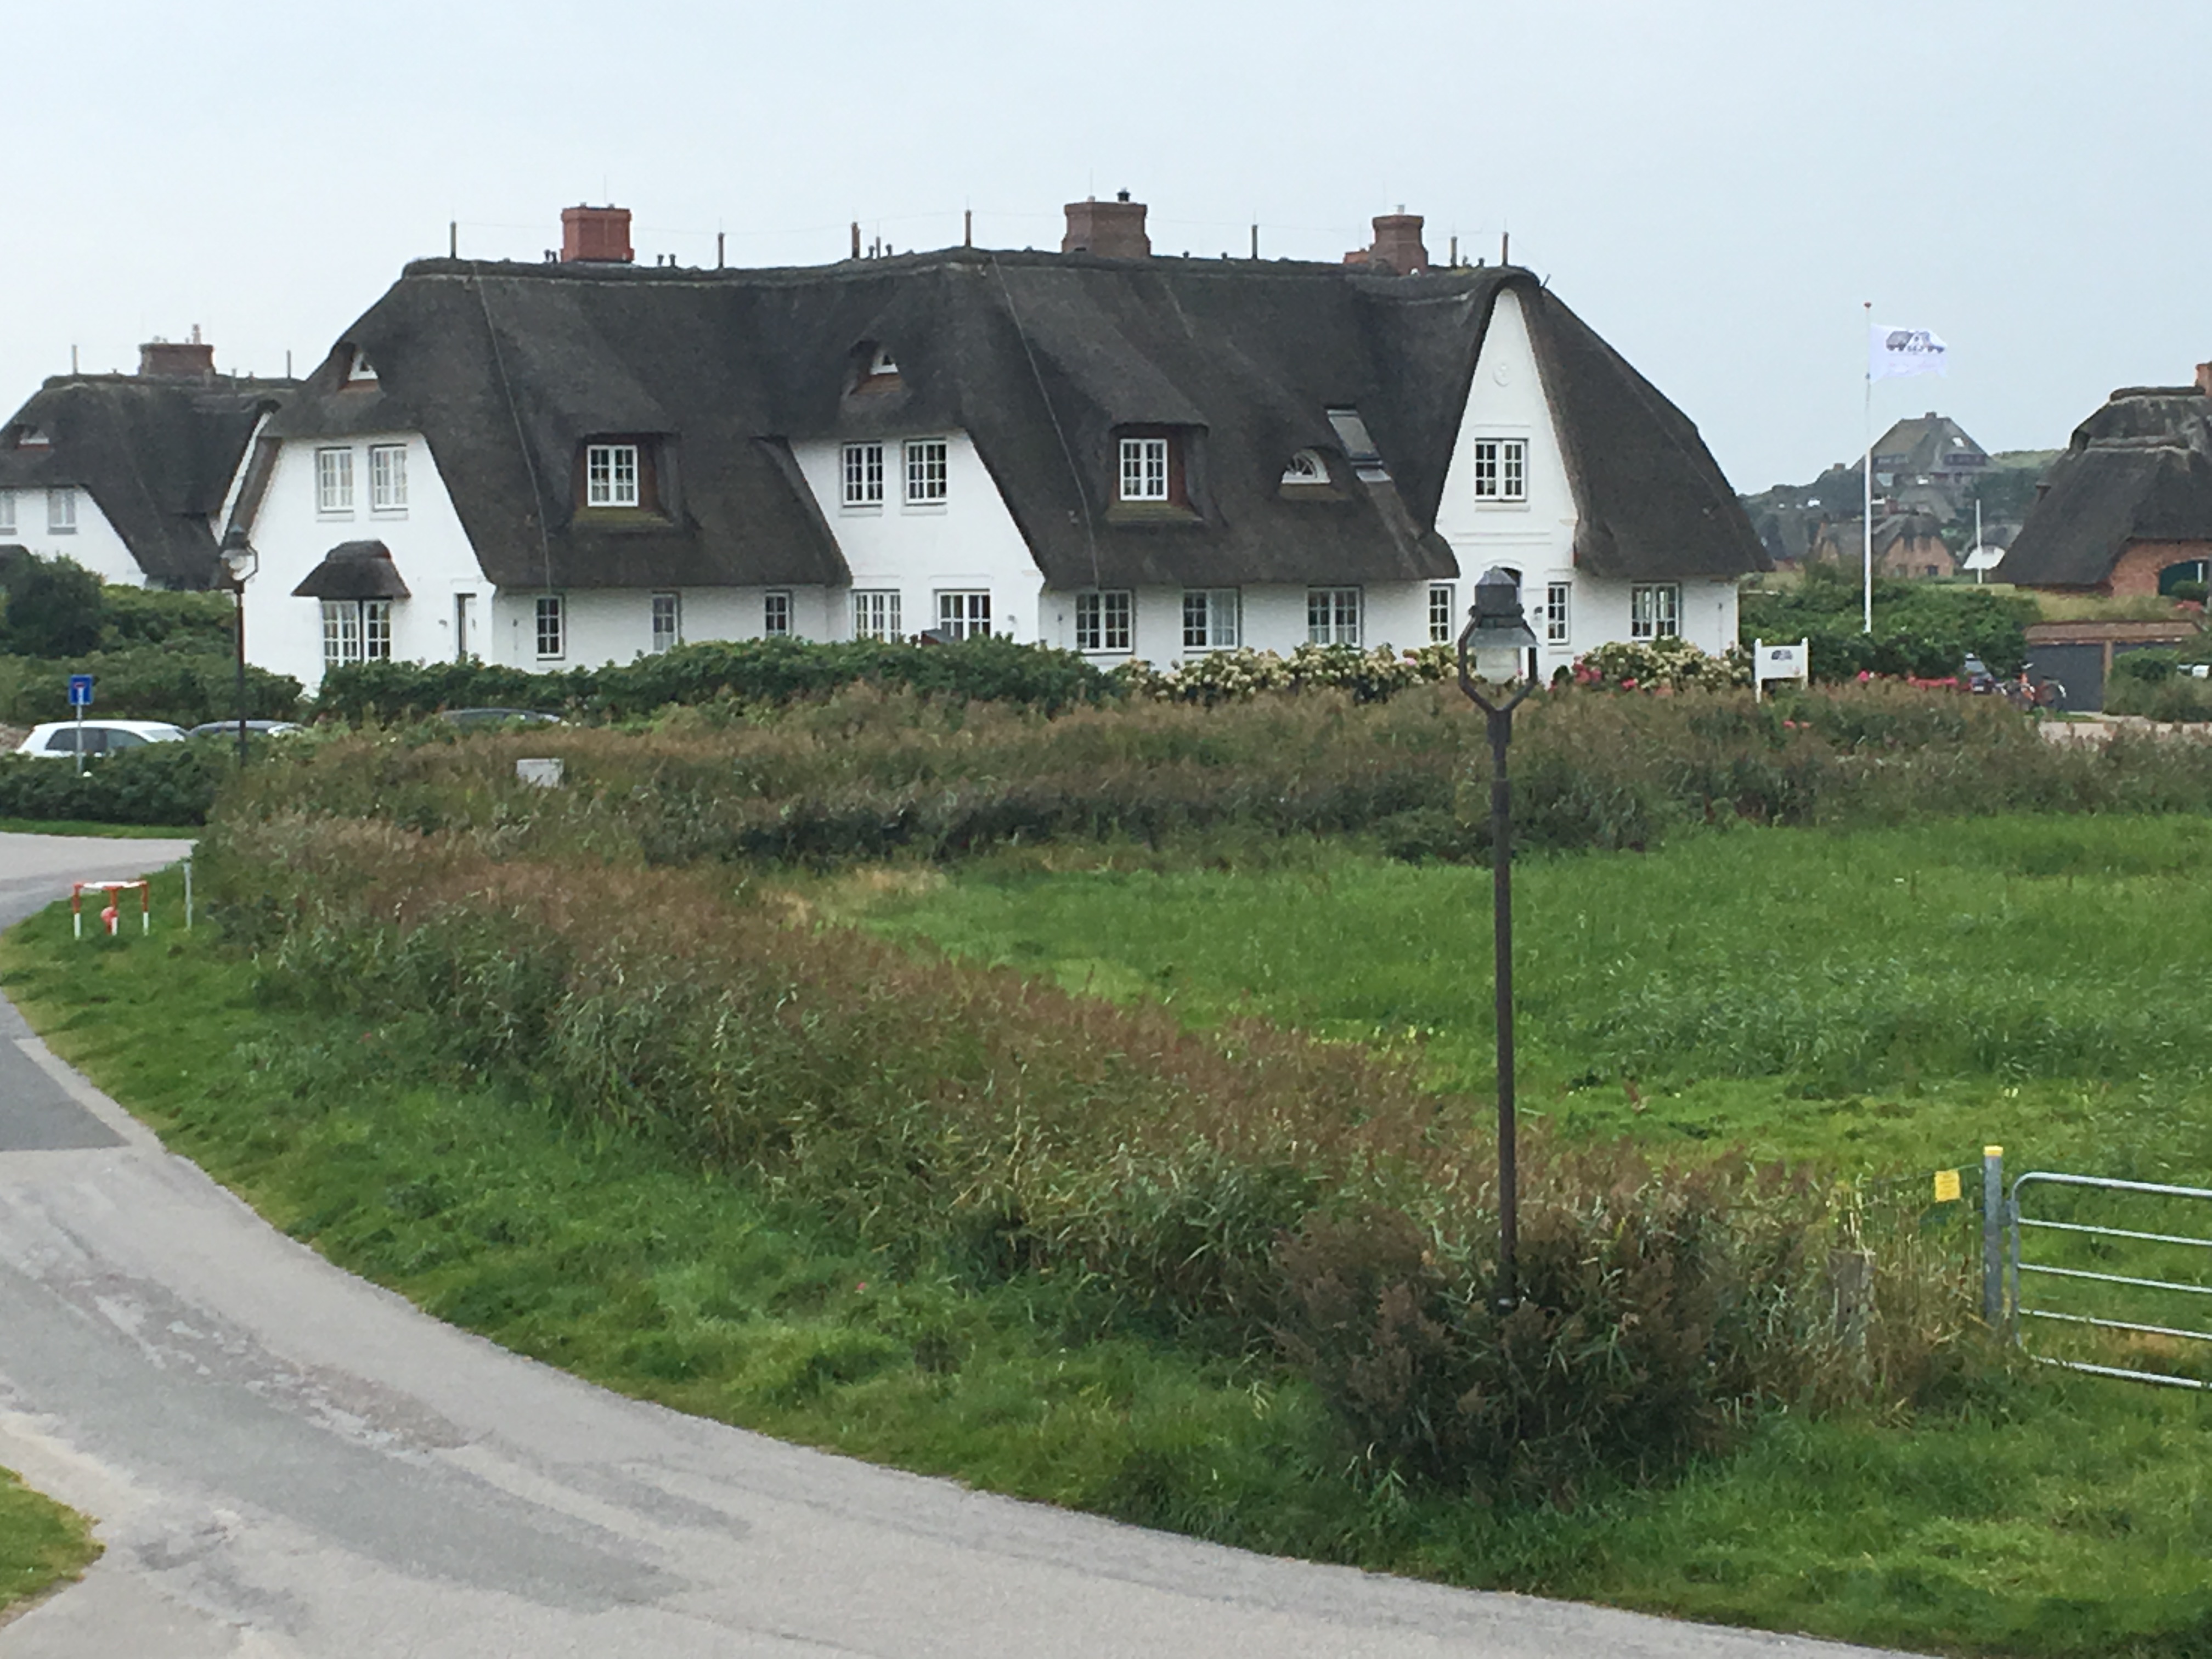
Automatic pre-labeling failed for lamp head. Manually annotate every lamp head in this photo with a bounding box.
[218,529,257,588]
[1459,566,1539,655]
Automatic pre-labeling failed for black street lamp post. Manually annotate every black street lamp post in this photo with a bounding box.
[1455,567,1542,1312]
[219,531,258,765]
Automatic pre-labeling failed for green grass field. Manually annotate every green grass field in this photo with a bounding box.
[0,1467,97,1621]
[855,816,2212,1180]
[13,826,2212,1655]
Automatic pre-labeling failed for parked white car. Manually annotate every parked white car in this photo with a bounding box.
[14,720,189,759]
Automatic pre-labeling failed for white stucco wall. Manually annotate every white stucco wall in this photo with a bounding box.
[0,487,146,586]
[792,431,1045,642]
[241,430,486,690]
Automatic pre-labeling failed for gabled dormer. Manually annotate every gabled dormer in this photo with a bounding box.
[847,339,902,396]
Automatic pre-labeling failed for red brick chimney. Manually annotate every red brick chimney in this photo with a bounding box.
[138,325,216,379]
[2194,362,2212,397]
[1345,211,1429,276]
[561,204,634,264]
[1063,191,1150,259]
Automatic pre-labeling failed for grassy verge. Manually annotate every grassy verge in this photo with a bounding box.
[0,818,198,839]
[0,1468,98,1622]
[10,854,2212,1656]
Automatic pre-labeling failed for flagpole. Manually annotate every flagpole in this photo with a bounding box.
[1863,300,1874,634]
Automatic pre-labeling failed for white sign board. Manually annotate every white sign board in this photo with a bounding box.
[1752,639,1810,701]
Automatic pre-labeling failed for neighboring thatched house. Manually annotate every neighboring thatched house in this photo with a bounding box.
[2002,366,2212,596]
[0,334,293,589]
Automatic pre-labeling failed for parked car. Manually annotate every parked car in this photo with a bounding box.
[14,720,189,759]
[436,708,565,729]
[185,720,304,740]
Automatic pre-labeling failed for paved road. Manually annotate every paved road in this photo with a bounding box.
[0,832,1918,1657]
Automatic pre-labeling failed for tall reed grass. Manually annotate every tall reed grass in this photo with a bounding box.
[202,813,1978,1496]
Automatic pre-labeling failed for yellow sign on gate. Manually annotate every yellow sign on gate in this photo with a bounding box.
[1933,1168,1963,1204]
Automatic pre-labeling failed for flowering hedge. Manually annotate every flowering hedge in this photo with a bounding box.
[1572,637,1751,692]
[1116,642,1456,706]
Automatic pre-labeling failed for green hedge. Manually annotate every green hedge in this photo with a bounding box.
[0,644,301,727]
[0,742,225,826]
[318,635,1118,724]
[1740,565,2036,680]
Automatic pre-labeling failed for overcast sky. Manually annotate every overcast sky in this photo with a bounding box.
[8,0,2201,491]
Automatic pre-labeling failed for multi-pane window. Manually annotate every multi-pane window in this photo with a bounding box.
[315,447,353,513]
[651,592,680,653]
[1119,437,1170,501]
[936,590,991,640]
[586,443,639,507]
[1630,583,1680,641]
[1182,589,1239,651]
[46,487,75,533]
[1543,581,1572,646]
[842,441,884,507]
[1074,590,1133,653]
[763,591,792,637]
[905,438,949,505]
[318,600,391,668]
[853,589,902,640]
[0,490,14,534]
[369,444,408,511]
[320,600,360,667]
[1428,583,1456,645]
[1307,586,1362,646]
[535,594,565,658]
[1471,438,1528,502]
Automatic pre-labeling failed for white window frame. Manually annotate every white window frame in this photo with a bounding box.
[1119,436,1170,502]
[45,487,76,534]
[586,443,640,508]
[368,443,408,513]
[1181,588,1240,651]
[1307,586,1362,646]
[363,599,392,661]
[1074,590,1133,654]
[0,490,14,535]
[1543,581,1571,646]
[315,447,353,515]
[904,438,949,507]
[853,589,902,640]
[936,590,991,640]
[763,590,792,637]
[1630,583,1680,641]
[1471,437,1528,503]
[841,441,884,509]
[535,594,566,659]
[651,591,681,653]
[320,599,362,668]
[1427,582,1456,645]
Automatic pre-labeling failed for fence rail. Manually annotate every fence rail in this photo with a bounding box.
[2006,1167,2212,1390]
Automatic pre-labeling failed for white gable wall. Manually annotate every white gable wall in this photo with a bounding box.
[242,430,485,690]
[1,487,145,586]
[792,431,1044,642]
[1434,288,1740,668]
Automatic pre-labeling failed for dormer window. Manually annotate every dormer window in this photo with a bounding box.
[1281,448,1330,486]
[849,340,901,394]
[1113,428,1188,506]
[15,426,50,449]
[586,442,640,507]
[346,348,376,384]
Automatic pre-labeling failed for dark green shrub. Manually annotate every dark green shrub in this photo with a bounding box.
[0,644,300,726]
[2114,650,2180,684]
[317,636,1115,724]
[0,740,225,825]
[1741,565,2035,680]
[0,554,102,657]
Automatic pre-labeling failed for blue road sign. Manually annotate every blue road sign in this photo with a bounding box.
[67,674,93,708]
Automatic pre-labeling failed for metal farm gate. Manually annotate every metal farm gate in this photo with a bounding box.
[2000,1161,2212,1389]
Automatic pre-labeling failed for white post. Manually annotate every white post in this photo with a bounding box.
[1862,301,1874,634]
[1753,639,1764,702]
[1974,498,1985,585]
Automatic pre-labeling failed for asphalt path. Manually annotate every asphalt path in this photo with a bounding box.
[0,831,1921,1657]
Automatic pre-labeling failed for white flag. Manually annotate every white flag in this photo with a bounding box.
[1870,323,1948,380]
